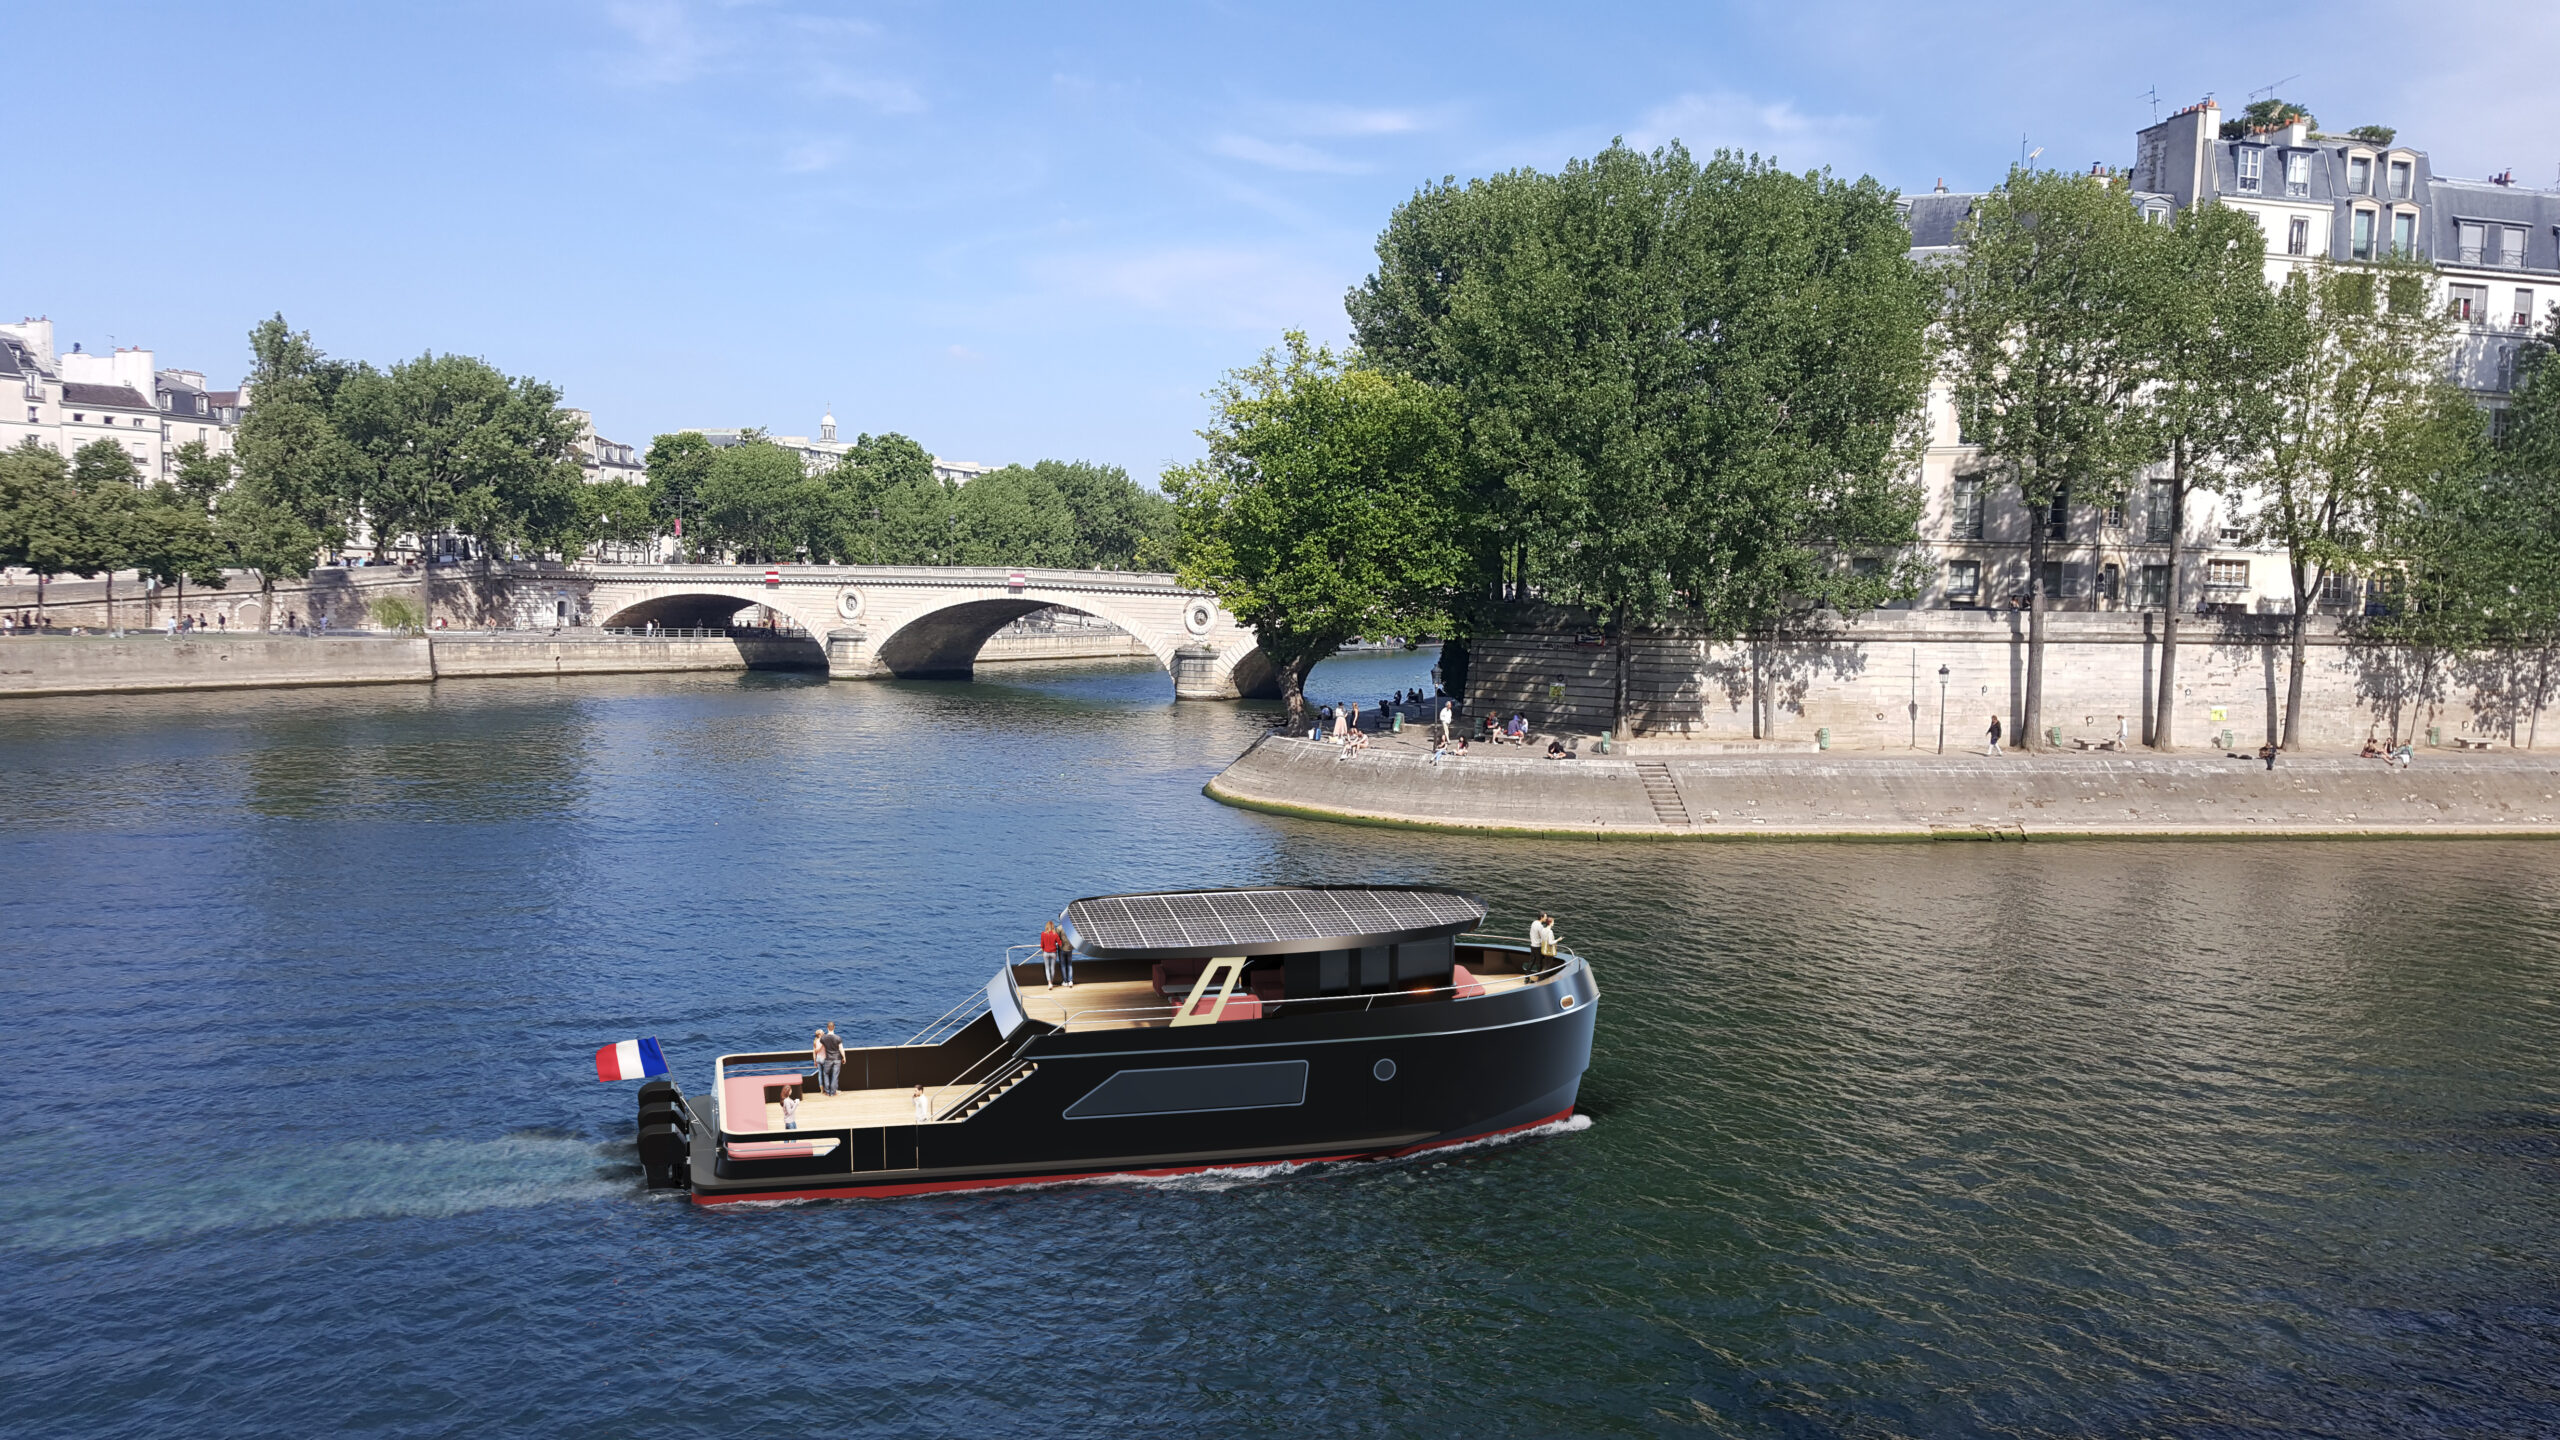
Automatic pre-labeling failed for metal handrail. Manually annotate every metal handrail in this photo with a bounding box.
[1056,953,1577,1030]
[936,1061,1037,1123]
[904,988,991,1047]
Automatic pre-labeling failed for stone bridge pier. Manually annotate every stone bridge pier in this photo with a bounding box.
[575,563,1276,699]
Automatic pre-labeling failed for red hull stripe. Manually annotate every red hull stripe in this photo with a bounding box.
[691,1107,1577,1206]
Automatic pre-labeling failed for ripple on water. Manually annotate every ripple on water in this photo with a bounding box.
[2,658,2559,1438]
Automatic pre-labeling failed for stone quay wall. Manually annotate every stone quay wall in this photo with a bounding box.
[1462,609,2555,752]
[1206,733,2560,839]
[0,632,821,699]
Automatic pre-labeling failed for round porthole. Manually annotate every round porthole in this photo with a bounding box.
[1560,993,1576,1009]
[836,588,864,620]
[1183,598,1217,635]
[1372,1058,1396,1082]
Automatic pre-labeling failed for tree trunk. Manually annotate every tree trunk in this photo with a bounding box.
[1278,655,1315,735]
[104,572,116,633]
[2530,645,2552,750]
[261,575,275,632]
[2022,516,2046,750]
[1749,635,1765,739]
[1610,612,1631,740]
[2282,561,2311,750]
[2151,445,2186,750]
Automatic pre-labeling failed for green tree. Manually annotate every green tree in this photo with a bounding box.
[0,439,83,614]
[1941,167,2159,749]
[1351,142,1934,734]
[2244,258,2483,748]
[581,478,659,560]
[644,430,718,556]
[693,438,825,563]
[2137,202,2289,750]
[334,351,586,583]
[1164,333,1467,731]
[823,433,954,564]
[2490,330,2560,744]
[68,440,148,630]
[949,465,1079,566]
[232,315,358,626]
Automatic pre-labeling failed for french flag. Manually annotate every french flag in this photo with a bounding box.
[596,1037,668,1082]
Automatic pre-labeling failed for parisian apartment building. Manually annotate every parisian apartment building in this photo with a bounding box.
[1895,97,2558,616]
[687,414,997,487]
[0,317,246,481]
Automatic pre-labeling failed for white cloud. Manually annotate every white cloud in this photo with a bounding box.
[779,139,844,173]
[1209,133,1369,174]
[1290,105,1432,137]
[1626,90,1870,170]
[604,0,721,85]
[1028,246,1350,333]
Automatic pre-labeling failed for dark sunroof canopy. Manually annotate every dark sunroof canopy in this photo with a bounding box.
[1062,886,1487,959]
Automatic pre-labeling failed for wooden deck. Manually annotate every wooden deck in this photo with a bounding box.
[728,1081,968,1133]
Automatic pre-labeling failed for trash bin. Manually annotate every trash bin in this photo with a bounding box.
[1816,727,1830,751]
[2219,729,2234,750]
[2427,725,2441,747]
[1593,736,1612,755]
[1390,713,1403,734]
[2046,725,2063,747]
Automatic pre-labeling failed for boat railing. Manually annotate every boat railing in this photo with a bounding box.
[1056,951,1579,1030]
[904,987,992,1047]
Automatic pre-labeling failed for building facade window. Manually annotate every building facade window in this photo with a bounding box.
[1946,560,1981,604]
[2139,564,2172,610]
[2097,563,2121,601]
[2517,289,2537,329]
[2207,558,2249,590]
[2044,487,2069,542]
[2284,153,2310,197]
[2039,559,2065,598]
[2391,211,2416,256]
[1951,476,1985,540]
[2287,216,2309,255]
[2146,479,2176,542]
[2236,148,2263,193]
[2347,155,2372,195]
[2351,209,2376,260]
[2459,220,2486,264]
[2388,158,2413,198]
[2452,284,2487,321]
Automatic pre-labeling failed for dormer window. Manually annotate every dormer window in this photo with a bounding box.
[2388,158,2413,199]
[2284,153,2310,197]
[2348,156,2372,195]
[2459,220,2486,264]
[2236,148,2263,193]
[2392,211,2416,256]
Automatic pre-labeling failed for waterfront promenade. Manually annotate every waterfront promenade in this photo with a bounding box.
[1208,728,2560,838]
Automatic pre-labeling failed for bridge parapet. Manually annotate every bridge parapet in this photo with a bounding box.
[568,562,1274,699]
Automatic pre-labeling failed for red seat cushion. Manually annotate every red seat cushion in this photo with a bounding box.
[1451,964,1484,999]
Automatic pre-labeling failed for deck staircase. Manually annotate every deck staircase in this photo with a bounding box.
[947,1062,1038,1122]
[1635,762,1692,827]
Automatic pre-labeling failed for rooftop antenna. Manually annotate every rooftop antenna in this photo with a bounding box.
[2138,86,2161,124]
[2248,74,2300,105]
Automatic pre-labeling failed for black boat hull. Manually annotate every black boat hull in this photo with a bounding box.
[688,958,1598,1203]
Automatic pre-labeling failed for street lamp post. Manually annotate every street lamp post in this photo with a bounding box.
[1936,665,1950,754]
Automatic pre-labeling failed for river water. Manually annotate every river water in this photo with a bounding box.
[2,653,2557,1438]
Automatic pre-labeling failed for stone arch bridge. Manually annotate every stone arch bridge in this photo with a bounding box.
[569,563,1277,699]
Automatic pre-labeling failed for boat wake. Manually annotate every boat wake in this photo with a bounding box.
[0,1133,633,1252]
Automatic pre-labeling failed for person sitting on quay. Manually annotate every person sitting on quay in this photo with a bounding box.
[2361,735,2386,760]
[1546,738,1577,760]
[1507,713,1529,744]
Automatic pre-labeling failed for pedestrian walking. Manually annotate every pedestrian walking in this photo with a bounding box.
[1984,715,2004,756]
[1039,919,1065,988]
[2258,742,2279,771]
[820,1022,844,1095]
[2114,715,2129,749]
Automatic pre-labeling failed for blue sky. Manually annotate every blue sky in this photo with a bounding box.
[11,1,2555,480]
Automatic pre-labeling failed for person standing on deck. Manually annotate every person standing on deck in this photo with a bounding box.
[1527,912,1558,963]
[1040,920,1065,988]
[809,1030,825,1093]
[913,1084,932,1123]
[820,1023,844,1095]
[780,1086,800,1131]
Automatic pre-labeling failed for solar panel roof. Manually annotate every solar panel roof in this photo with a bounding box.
[1061,886,1486,958]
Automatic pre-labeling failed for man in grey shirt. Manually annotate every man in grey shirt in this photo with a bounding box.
[819,1022,844,1096]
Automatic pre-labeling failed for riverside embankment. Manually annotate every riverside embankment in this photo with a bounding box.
[0,627,1148,698]
[1206,730,2560,838]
